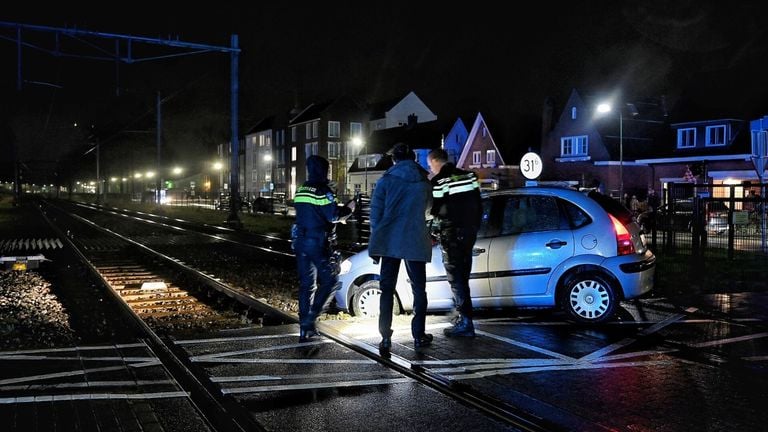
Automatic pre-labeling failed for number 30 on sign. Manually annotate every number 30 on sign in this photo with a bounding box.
[520,152,542,180]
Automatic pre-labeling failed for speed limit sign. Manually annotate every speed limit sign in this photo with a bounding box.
[520,152,543,180]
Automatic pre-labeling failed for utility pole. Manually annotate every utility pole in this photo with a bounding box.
[156,91,162,204]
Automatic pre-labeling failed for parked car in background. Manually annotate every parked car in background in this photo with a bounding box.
[335,187,655,324]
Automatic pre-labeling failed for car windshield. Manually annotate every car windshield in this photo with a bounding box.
[587,191,633,225]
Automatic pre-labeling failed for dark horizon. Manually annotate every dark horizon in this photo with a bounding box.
[2,2,768,183]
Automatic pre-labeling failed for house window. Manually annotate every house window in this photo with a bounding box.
[328,141,340,159]
[305,142,318,158]
[305,124,311,139]
[752,130,768,156]
[312,121,319,138]
[291,127,297,142]
[350,122,362,137]
[472,151,481,165]
[560,136,588,157]
[571,107,577,120]
[291,146,297,162]
[252,170,258,182]
[706,125,726,147]
[482,127,487,137]
[328,121,340,138]
[486,150,496,165]
[677,128,696,148]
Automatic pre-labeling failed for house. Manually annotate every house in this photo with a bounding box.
[346,117,445,196]
[457,112,517,189]
[285,97,367,198]
[541,89,668,198]
[543,88,764,203]
[367,91,437,132]
[443,117,469,163]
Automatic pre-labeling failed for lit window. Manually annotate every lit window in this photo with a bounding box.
[486,150,496,165]
[560,136,588,156]
[291,146,297,162]
[472,151,481,165]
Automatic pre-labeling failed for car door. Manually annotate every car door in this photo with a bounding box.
[424,198,492,309]
[488,194,575,298]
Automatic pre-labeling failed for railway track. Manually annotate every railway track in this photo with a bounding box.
[36,199,560,432]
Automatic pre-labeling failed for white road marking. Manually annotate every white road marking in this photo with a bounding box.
[474,330,575,361]
[211,371,399,383]
[638,313,689,336]
[196,358,376,364]
[686,332,768,348]
[0,391,189,404]
[222,378,412,394]
[0,380,175,391]
[174,334,298,345]
[0,356,157,362]
[190,339,333,361]
[742,355,768,361]
[446,360,674,379]
[0,342,147,356]
[0,361,160,385]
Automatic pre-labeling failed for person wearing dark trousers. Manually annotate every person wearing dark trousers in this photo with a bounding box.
[293,155,354,343]
[427,148,482,337]
[368,143,433,353]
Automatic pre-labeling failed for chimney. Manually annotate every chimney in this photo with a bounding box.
[407,113,418,127]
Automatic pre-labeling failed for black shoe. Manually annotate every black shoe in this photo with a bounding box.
[443,316,476,337]
[299,327,319,343]
[414,333,433,348]
[379,337,391,351]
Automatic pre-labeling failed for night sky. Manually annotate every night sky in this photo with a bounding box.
[3,1,768,183]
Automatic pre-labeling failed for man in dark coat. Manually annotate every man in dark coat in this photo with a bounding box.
[427,148,482,337]
[293,155,353,342]
[369,143,433,352]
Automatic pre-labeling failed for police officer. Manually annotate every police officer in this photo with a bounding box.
[427,148,482,337]
[293,155,354,342]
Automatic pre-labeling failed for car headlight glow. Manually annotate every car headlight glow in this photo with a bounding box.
[339,258,352,275]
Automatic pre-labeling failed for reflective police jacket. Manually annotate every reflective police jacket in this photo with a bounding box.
[293,155,350,239]
[430,162,482,231]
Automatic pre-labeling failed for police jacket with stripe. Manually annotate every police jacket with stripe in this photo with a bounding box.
[294,156,350,237]
[430,162,483,231]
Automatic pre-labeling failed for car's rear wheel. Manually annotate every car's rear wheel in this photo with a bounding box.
[351,280,400,318]
[560,272,617,323]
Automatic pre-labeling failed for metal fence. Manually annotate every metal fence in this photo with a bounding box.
[648,182,768,292]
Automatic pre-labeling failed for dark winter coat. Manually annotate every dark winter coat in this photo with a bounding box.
[368,159,432,262]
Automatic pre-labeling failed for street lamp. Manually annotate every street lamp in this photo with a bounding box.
[597,102,624,200]
[352,136,367,194]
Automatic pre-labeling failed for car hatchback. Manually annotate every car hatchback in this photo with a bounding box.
[335,187,655,323]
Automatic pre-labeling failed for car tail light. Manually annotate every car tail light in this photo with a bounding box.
[609,214,635,255]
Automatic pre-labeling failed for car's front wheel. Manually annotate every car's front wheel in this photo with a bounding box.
[351,280,400,318]
[560,272,617,323]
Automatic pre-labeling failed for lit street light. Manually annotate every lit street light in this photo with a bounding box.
[352,136,367,194]
[596,102,623,200]
[598,100,642,201]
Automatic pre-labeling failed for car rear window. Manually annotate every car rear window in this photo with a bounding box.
[587,191,633,225]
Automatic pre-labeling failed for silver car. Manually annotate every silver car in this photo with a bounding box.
[335,187,655,323]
